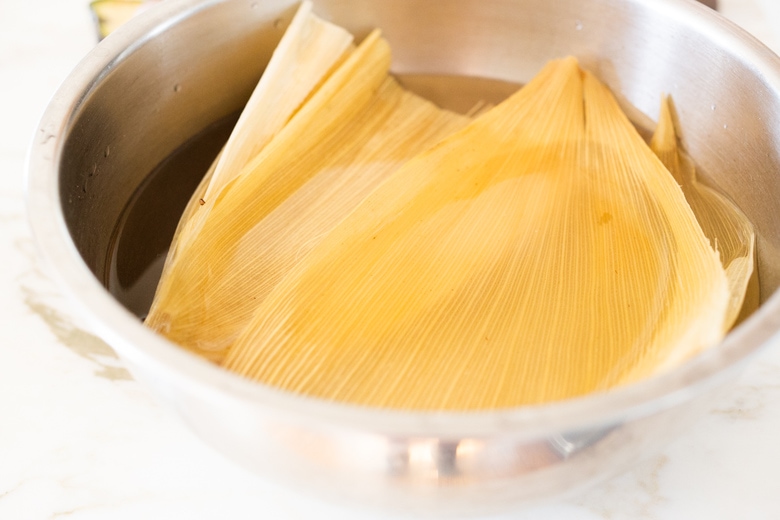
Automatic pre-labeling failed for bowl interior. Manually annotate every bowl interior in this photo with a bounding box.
[60,0,780,314]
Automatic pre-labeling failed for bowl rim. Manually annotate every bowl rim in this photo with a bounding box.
[26,0,780,439]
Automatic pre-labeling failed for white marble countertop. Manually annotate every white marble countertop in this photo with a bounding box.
[2,0,780,518]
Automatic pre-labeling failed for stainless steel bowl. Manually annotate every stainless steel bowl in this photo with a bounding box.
[26,0,780,515]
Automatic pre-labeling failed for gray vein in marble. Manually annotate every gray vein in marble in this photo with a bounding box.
[636,456,667,518]
[15,237,132,381]
[20,284,132,381]
[576,455,669,520]
[709,362,780,421]
[0,483,22,502]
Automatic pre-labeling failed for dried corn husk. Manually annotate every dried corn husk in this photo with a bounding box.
[204,1,353,201]
[146,26,470,362]
[170,2,354,258]
[650,96,756,331]
[222,57,731,409]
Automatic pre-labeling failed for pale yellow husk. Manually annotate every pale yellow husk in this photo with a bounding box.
[169,1,354,261]
[146,26,470,362]
[203,1,353,202]
[650,96,756,332]
[222,57,731,409]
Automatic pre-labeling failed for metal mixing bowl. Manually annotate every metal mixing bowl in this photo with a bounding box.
[26,0,780,515]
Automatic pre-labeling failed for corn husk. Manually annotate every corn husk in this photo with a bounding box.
[202,2,354,202]
[171,2,354,257]
[89,0,145,40]
[650,96,756,331]
[146,26,470,362]
[222,57,731,409]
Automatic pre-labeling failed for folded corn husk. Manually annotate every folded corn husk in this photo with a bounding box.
[166,1,354,261]
[649,96,757,333]
[201,2,354,203]
[146,14,471,362]
[222,57,732,409]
